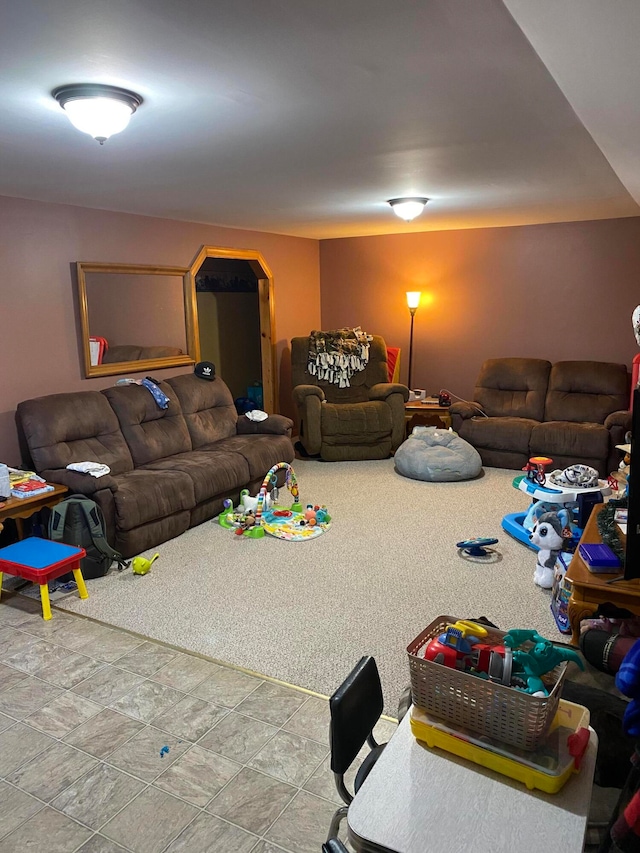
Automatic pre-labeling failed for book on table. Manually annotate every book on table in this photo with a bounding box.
[8,468,38,486]
[10,479,55,499]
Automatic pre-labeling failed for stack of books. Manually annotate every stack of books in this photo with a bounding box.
[9,469,54,499]
[8,467,37,487]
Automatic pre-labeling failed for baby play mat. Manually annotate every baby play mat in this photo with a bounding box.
[218,461,331,541]
[260,506,330,541]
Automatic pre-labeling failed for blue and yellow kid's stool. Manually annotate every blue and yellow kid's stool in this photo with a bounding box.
[0,537,88,620]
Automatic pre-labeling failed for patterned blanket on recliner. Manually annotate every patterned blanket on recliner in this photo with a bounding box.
[307,327,373,388]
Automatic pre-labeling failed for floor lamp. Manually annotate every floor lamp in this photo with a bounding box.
[406,291,421,390]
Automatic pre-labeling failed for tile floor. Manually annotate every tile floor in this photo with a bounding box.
[0,593,396,853]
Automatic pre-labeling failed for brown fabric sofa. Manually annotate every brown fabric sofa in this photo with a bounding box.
[291,334,409,461]
[16,374,294,557]
[450,358,631,476]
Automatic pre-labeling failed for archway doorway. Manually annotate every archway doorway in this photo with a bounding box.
[190,246,276,413]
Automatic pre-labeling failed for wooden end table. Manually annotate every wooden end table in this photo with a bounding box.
[0,483,68,539]
[566,503,640,644]
[404,401,452,436]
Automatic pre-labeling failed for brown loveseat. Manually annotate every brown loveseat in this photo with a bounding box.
[17,374,294,557]
[291,334,409,461]
[450,358,631,476]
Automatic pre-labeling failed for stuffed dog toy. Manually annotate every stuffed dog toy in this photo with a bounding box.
[530,510,572,589]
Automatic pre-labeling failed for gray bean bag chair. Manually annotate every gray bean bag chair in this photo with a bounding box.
[394,426,482,482]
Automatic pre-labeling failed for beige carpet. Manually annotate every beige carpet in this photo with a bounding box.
[56,460,563,711]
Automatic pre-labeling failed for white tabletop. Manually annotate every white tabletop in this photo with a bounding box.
[347,711,597,853]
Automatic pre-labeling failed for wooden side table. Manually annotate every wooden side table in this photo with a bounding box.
[0,483,68,539]
[404,401,452,436]
[566,503,640,644]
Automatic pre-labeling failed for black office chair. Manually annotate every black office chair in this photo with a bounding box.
[326,655,387,841]
[322,840,349,853]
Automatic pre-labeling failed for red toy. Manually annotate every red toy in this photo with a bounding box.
[523,456,553,486]
[424,620,490,669]
[424,627,472,669]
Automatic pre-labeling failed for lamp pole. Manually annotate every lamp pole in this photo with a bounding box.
[408,307,417,390]
[405,292,421,390]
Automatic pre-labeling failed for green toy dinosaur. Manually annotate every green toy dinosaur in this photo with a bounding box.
[503,629,548,649]
[512,640,584,695]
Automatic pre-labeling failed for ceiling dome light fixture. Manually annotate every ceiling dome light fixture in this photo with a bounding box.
[388,197,430,222]
[52,84,143,145]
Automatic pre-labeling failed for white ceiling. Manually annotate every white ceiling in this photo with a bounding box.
[0,0,638,239]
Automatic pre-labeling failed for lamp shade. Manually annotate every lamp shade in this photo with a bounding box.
[388,197,429,222]
[406,291,421,310]
[53,84,143,144]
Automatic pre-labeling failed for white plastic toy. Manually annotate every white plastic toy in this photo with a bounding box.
[239,489,271,514]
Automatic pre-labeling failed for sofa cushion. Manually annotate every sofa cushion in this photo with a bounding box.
[103,382,192,466]
[530,421,610,462]
[200,434,295,480]
[474,358,551,421]
[111,469,195,531]
[141,450,250,504]
[320,401,392,444]
[167,374,238,448]
[17,391,134,475]
[544,361,629,424]
[458,416,538,455]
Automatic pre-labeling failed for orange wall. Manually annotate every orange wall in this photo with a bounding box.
[0,195,320,464]
[320,217,640,400]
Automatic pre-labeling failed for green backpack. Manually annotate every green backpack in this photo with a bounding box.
[49,495,128,579]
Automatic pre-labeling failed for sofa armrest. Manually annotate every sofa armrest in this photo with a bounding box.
[605,409,632,432]
[449,401,484,419]
[369,383,410,403]
[40,468,119,495]
[292,385,325,405]
[369,385,409,449]
[292,388,323,455]
[236,413,293,437]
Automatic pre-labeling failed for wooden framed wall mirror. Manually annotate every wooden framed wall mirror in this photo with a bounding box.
[77,262,200,378]
[190,246,276,413]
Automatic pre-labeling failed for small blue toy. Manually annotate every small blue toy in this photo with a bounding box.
[456,537,498,558]
[160,745,170,758]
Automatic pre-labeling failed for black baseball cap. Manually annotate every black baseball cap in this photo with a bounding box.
[194,361,216,381]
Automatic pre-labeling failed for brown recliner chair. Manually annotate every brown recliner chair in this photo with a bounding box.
[291,334,409,461]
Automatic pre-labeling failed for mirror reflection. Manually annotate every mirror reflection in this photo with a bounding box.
[77,263,199,378]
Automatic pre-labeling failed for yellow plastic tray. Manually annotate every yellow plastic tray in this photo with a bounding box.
[410,699,590,794]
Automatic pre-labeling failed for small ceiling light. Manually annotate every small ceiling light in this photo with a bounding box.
[388,197,430,222]
[52,84,143,145]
